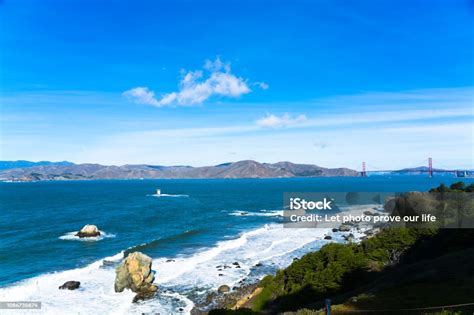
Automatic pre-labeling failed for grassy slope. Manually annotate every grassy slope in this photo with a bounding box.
[330,247,474,314]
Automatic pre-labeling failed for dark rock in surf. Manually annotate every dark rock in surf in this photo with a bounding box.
[324,235,332,240]
[133,290,158,303]
[59,281,80,290]
[339,224,351,232]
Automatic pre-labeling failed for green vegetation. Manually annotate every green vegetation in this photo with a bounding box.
[388,182,474,229]
[210,182,474,315]
[250,228,438,312]
[429,181,474,193]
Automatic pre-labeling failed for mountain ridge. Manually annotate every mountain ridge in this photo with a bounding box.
[0,160,358,181]
[0,160,74,171]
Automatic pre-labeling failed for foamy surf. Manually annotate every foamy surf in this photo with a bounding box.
[59,230,116,241]
[229,210,284,217]
[0,251,192,315]
[147,194,189,198]
[152,223,331,293]
[0,222,361,314]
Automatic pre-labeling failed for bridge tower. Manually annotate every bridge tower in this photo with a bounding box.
[361,161,367,177]
[428,157,433,178]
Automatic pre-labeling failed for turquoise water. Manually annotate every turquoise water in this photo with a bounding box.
[0,176,470,314]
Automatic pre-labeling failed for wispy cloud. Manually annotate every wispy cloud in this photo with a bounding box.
[123,57,267,107]
[2,86,472,169]
[256,113,307,128]
[122,87,161,106]
[254,82,269,90]
[254,107,472,130]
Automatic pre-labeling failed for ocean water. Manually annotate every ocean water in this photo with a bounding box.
[0,176,471,314]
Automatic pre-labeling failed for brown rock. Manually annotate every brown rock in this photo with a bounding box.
[114,252,158,302]
[218,285,230,293]
[75,224,100,238]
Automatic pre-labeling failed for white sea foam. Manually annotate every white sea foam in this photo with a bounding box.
[59,230,115,241]
[0,251,192,315]
[0,221,360,314]
[228,210,283,217]
[147,194,189,198]
[153,223,331,292]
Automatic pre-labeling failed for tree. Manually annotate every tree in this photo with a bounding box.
[450,182,465,191]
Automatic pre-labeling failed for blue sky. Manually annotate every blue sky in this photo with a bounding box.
[1,0,473,170]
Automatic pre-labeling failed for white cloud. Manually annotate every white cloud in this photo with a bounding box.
[123,57,268,107]
[122,87,162,107]
[256,113,307,128]
[204,57,230,72]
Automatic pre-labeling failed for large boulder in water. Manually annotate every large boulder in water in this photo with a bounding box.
[115,252,158,302]
[75,224,100,238]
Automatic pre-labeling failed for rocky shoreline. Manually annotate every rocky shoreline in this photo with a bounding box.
[55,217,385,314]
[191,283,259,314]
[192,218,386,314]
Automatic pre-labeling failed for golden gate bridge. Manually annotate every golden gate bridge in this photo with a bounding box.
[359,157,473,178]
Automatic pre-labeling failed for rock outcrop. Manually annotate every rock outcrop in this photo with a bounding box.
[193,283,258,314]
[218,285,230,293]
[338,224,351,232]
[343,233,355,242]
[115,252,158,302]
[59,281,80,290]
[75,224,100,238]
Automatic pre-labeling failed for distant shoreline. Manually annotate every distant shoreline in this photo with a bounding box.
[0,160,359,181]
[2,159,470,182]
[3,174,465,183]
[1,176,365,183]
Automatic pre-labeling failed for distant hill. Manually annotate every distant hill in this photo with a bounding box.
[0,160,358,181]
[393,166,448,174]
[0,160,74,171]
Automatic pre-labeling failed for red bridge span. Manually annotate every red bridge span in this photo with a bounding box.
[359,158,472,178]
